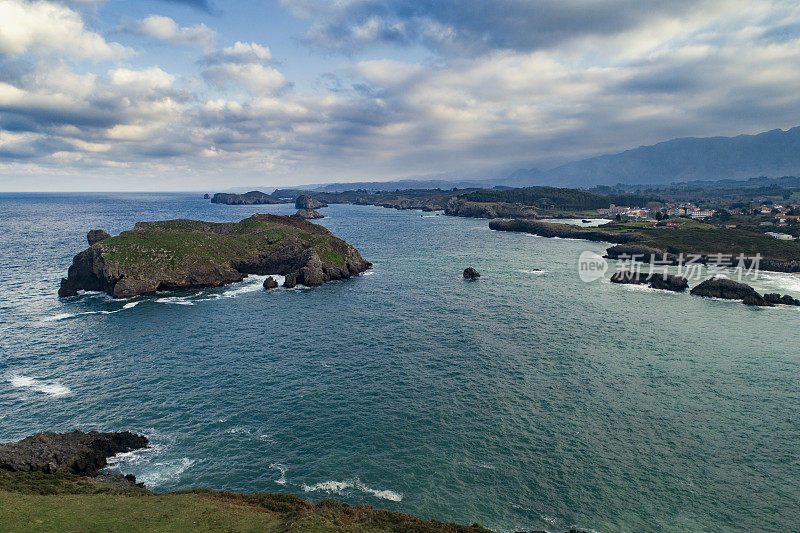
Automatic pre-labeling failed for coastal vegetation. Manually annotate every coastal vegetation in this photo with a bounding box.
[58,214,371,298]
[0,472,490,533]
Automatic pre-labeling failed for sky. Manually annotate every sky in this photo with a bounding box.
[2,0,800,191]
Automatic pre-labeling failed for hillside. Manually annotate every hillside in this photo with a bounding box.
[506,126,800,187]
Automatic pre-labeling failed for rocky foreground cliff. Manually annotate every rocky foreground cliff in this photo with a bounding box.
[59,214,371,298]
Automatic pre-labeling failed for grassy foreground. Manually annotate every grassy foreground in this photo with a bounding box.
[0,472,489,533]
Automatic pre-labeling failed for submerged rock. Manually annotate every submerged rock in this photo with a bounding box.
[87,229,111,246]
[610,271,688,292]
[463,267,480,279]
[263,276,278,290]
[58,214,371,298]
[292,209,324,219]
[0,430,148,477]
[690,277,772,306]
[295,194,327,210]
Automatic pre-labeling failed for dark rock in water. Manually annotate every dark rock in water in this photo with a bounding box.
[211,191,284,205]
[58,214,371,298]
[295,194,327,209]
[763,293,782,304]
[463,267,480,279]
[0,430,148,477]
[781,294,800,306]
[690,277,772,306]
[610,271,688,292]
[263,276,278,289]
[203,193,210,199]
[763,293,800,306]
[292,209,324,219]
[87,229,111,246]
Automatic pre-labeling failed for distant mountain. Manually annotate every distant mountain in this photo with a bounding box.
[507,126,800,188]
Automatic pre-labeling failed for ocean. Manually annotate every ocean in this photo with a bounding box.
[1,193,798,532]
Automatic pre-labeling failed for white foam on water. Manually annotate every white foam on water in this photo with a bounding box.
[9,374,72,398]
[518,269,547,276]
[40,313,76,322]
[302,478,402,502]
[136,458,195,486]
[354,480,403,502]
[222,274,284,297]
[360,271,375,276]
[41,301,141,322]
[754,272,800,294]
[155,296,195,305]
[302,480,353,494]
[269,463,287,485]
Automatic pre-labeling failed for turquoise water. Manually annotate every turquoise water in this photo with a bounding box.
[1,193,799,532]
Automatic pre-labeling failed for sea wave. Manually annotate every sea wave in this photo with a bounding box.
[518,269,547,276]
[302,477,402,502]
[8,374,72,398]
[41,301,141,322]
[136,458,196,486]
[269,463,287,485]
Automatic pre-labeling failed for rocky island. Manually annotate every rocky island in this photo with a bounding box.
[210,191,285,205]
[295,193,327,209]
[58,214,371,298]
[292,209,324,219]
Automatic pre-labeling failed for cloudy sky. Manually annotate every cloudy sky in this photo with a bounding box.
[1,0,800,190]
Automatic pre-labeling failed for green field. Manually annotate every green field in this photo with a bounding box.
[0,472,488,533]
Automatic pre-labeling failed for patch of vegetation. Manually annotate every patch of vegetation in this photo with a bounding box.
[0,472,490,533]
[460,187,659,210]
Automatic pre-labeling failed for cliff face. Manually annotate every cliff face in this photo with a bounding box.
[210,191,284,205]
[58,214,371,298]
[295,194,327,209]
[0,431,148,477]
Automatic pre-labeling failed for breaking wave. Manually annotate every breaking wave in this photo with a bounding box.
[302,478,402,502]
[8,374,72,398]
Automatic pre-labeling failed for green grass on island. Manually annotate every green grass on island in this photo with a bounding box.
[99,214,352,273]
[0,472,489,533]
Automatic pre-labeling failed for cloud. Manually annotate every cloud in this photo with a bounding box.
[0,0,130,59]
[202,41,272,64]
[4,0,800,190]
[123,14,216,48]
[201,42,286,95]
[282,0,715,56]
[202,63,287,94]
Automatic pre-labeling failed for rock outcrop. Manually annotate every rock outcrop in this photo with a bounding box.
[446,199,539,219]
[86,229,111,246]
[295,194,327,209]
[0,430,147,477]
[690,277,772,306]
[489,219,645,244]
[263,276,278,290]
[203,193,210,199]
[763,293,800,306]
[210,191,284,205]
[58,214,371,298]
[463,267,480,279]
[610,271,688,292]
[292,209,324,219]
